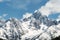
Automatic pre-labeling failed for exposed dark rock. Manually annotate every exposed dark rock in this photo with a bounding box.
[0,38,4,40]
[52,36,60,40]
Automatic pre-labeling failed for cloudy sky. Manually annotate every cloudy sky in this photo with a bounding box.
[0,0,60,20]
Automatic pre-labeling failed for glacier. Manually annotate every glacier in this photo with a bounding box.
[0,10,60,40]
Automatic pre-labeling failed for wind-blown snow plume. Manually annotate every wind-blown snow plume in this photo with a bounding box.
[23,12,32,19]
[39,0,60,16]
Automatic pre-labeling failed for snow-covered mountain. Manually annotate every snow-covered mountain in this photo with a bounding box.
[0,10,60,40]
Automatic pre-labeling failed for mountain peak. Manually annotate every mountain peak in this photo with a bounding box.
[0,10,60,40]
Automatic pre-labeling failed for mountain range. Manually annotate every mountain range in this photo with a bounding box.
[0,10,60,40]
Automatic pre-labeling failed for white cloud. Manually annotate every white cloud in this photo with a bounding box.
[2,14,8,17]
[0,0,10,2]
[8,0,43,10]
[0,16,2,19]
[0,14,8,20]
[0,0,3,2]
[38,0,60,16]
[8,0,30,10]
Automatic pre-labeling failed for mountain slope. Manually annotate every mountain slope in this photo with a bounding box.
[0,10,60,40]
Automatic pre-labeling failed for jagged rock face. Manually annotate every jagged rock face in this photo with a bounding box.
[0,18,24,40]
[0,11,60,40]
